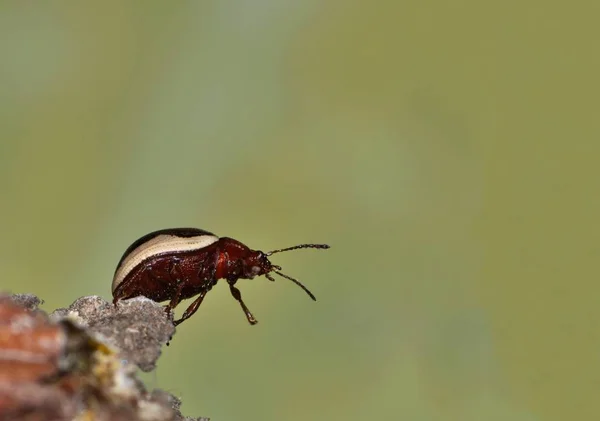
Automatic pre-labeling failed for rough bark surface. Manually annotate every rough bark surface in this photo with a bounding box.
[0,293,209,421]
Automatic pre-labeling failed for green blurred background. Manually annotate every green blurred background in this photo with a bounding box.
[1,2,598,420]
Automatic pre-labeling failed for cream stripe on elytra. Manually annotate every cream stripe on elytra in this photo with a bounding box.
[112,234,218,292]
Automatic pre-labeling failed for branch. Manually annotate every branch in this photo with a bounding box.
[0,293,208,421]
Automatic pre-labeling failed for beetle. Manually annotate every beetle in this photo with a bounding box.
[111,228,329,326]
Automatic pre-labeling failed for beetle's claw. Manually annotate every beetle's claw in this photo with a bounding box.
[247,313,258,325]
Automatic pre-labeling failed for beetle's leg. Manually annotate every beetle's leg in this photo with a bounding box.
[173,290,207,326]
[164,259,185,318]
[228,284,258,325]
[112,292,122,306]
[165,281,186,318]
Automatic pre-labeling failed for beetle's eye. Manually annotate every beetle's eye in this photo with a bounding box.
[251,266,261,275]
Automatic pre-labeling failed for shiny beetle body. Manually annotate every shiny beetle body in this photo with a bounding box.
[112,228,329,326]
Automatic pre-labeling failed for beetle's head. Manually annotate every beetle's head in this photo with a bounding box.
[242,243,330,301]
[242,250,273,279]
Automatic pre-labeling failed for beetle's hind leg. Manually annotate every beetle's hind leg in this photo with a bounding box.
[163,259,186,320]
[164,280,186,320]
[228,284,258,325]
[173,290,207,326]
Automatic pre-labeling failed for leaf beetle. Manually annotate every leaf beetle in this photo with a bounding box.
[111,228,329,326]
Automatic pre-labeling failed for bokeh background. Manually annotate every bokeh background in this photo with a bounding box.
[1,2,598,420]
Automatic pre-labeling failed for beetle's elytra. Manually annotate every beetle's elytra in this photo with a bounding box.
[111,228,329,326]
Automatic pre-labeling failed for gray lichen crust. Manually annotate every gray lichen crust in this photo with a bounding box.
[8,293,44,310]
[51,295,175,372]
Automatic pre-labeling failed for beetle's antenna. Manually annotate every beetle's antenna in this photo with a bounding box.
[266,243,330,256]
[264,243,327,299]
[271,269,317,301]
